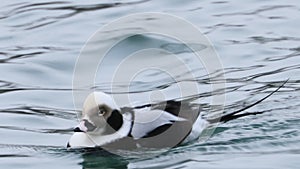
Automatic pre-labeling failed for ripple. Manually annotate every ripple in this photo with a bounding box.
[0,46,68,63]
[0,105,77,119]
[214,5,296,17]
[1,0,149,30]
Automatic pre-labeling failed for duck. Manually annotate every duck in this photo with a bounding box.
[67,80,287,150]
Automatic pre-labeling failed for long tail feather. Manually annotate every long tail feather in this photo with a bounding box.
[208,79,288,123]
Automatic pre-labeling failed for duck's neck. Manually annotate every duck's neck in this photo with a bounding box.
[89,112,133,146]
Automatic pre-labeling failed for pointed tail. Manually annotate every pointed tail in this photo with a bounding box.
[207,79,288,124]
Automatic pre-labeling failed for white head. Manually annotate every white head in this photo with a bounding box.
[74,92,123,135]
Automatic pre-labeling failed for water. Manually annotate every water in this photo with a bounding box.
[1,0,300,168]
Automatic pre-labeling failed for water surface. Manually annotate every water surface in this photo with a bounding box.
[0,0,300,168]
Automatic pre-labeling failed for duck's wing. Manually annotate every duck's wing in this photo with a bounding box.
[120,101,198,148]
[130,109,185,138]
[207,79,288,124]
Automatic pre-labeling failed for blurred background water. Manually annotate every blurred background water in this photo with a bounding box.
[0,0,300,168]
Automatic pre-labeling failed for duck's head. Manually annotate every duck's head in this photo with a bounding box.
[74,92,123,135]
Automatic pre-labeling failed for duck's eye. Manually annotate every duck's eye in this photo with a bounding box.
[98,107,106,116]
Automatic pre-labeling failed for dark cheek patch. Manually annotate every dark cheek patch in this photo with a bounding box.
[106,110,123,132]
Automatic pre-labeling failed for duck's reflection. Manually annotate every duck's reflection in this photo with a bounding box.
[77,147,129,169]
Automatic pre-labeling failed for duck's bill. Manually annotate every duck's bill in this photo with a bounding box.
[73,119,96,132]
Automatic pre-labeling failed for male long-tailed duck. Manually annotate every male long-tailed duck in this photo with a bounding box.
[67,81,287,150]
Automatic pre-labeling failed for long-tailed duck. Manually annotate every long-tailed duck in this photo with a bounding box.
[67,80,287,150]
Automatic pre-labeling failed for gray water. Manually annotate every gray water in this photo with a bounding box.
[1,0,300,168]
